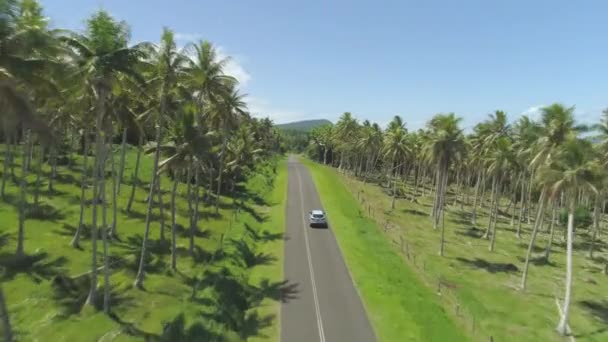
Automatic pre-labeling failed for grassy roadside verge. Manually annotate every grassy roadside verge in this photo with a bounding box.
[303,159,469,342]
[249,158,288,342]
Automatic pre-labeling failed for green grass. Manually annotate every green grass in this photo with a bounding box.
[305,159,608,342]
[0,145,287,341]
[303,159,469,342]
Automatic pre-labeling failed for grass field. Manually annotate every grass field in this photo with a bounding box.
[303,159,469,342]
[305,159,608,342]
[0,145,287,341]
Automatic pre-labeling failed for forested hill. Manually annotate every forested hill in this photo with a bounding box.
[276,119,332,132]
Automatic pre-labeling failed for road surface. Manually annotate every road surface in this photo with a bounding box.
[281,156,376,342]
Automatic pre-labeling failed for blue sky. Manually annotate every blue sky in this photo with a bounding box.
[43,0,608,129]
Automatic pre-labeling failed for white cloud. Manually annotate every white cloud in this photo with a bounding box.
[174,32,201,42]
[216,46,251,87]
[248,96,330,124]
[519,105,545,120]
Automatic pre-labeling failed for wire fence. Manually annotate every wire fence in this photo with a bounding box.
[348,175,496,341]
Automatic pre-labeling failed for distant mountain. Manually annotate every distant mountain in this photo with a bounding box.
[276,119,332,132]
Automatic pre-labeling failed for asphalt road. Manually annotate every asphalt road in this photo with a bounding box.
[281,156,376,342]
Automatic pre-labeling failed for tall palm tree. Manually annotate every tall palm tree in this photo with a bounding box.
[383,121,409,209]
[424,113,466,256]
[207,86,247,211]
[521,104,579,290]
[538,137,597,335]
[62,9,147,306]
[134,27,185,289]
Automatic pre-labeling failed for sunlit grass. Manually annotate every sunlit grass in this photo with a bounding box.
[0,144,287,341]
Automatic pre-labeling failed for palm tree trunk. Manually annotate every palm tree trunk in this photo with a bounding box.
[1,134,12,198]
[134,114,163,288]
[484,176,498,239]
[33,145,43,204]
[100,140,110,314]
[391,160,397,210]
[471,171,481,225]
[48,145,57,193]
[489,176,502,252]
[0,286,13,342]
[556,204,574,336]
[480,172,486,208]
[15,130,31,257]
[190,170,200,256]
[215,123,229,213]
[110,146,118,238]
[589,193,601,259]
[157,178,165,242]
[521,187,547,290]
[517,173,525,238]
[72,128,89,248]
[432,167,441,226]
[117,127,128,194]
[170,173,179,271]
[86,84,107,305]
[544,201,557,260]
[439,165,449,256]
[453,170,460,206]
[26,133,34,172]
[126,135,143,213]
[527,171,534,224]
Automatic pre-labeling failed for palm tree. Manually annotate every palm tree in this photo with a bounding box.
[424,113,466,256]
[382,119,409,209]
[207,86,247,211]
[521,104,579,290]
[333,112,359,172]
[538,137,597,335]
[0,285,13,342]
[483,136,515,251]
[62,9,147,306]
[134,27,185,289]
[183,40,234,207]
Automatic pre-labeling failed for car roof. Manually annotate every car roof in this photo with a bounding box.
[311,210,325,215]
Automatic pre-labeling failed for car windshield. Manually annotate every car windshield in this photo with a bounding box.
[312,214,324,218]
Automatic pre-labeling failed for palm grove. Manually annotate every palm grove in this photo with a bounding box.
[305,107,608,336]
[0,0,282,339]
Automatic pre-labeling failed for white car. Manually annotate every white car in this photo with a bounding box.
[309,209,327,228]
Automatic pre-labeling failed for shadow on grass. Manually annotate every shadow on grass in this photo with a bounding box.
[52,274,134,316]
[244,223,283,243]
[114,235,169,274]
[575,300,608,338]
[516,255,557,267]
[456,257,519,273]
[229,239,277,269]
[25,202,65,221]
[55,223,101,240]
[52,172,80,186]
[0,232,11,249]
[402,208,427,217]
[456,227,484,238]
[122,208,163,222]
[0,252,67,282]
[159,313,222,342]
[175,223,210,239]
[194,267,298,340]
[240,204,268,223]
